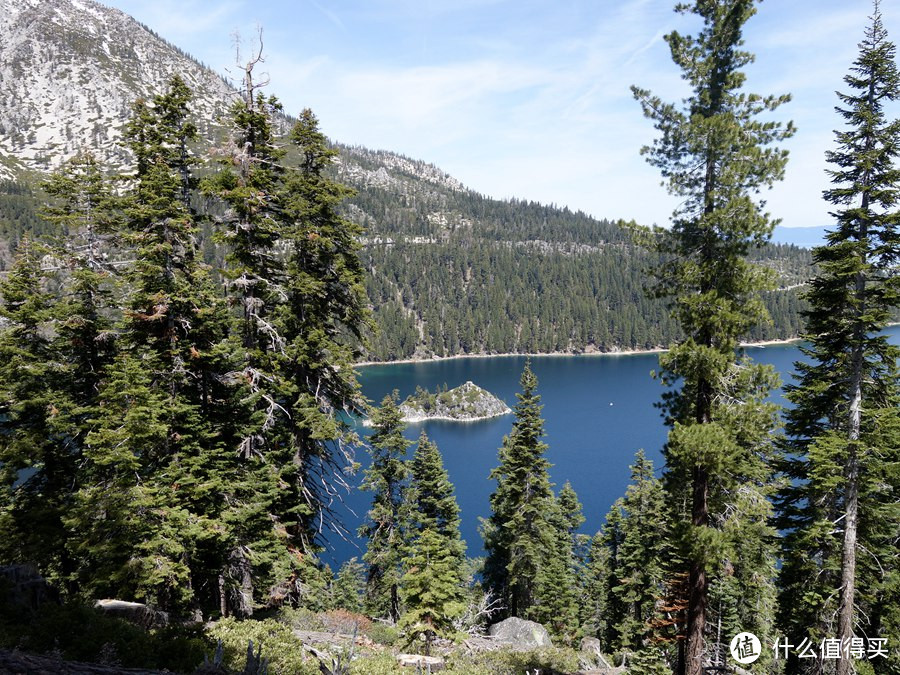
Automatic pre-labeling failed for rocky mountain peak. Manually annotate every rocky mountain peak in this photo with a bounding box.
[0,0,234,177]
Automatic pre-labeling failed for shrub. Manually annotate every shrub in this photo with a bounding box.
[275,606,325,631]
[348,652,398,674]
[206,617,318,675]
[445,646,582,675]
[319,609,371,634]
[364,622,400,646]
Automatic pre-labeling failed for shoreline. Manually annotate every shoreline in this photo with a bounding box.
[354,336,805,368]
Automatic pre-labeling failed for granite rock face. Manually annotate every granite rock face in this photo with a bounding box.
[399,381,511,423]
[487,617,553,649]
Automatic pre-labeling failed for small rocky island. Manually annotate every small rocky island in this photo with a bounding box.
[399,381,511,423]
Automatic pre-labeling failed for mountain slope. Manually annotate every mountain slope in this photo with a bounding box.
[0,0,233,175]
[0,0,815,361]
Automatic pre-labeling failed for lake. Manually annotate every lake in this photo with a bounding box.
[321,325,900,569]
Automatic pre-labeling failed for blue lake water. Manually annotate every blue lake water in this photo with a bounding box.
[321,325,900,569]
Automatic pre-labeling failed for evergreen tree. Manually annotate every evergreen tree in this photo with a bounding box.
[632,2,793,671]
[0,239,67,583]
[777,6,900,674]
[483,361,557,620]
[40,155,119,596]
[399,432,467,649]
[272,108,371,551]
[557,480,586,550]
[205,63,369,597]
[534,486,581,643]
[407,431,465,546]
[202,53,288,463]
[399,528,467,652]
[608,451,667,654]
[579,532,610,645]
[332,557,366,612]
[359,393,411,622]
[73,76,253,615]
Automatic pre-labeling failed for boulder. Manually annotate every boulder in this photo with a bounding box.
[94,599,169,629]
[397,653,445,671]
[0,564,58,610]
[487,617,553,649]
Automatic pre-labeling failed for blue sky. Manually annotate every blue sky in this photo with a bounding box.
[102,0,900,229]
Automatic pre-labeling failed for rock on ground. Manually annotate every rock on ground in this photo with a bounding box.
[487,617,553,649]
[397,653,445,671]
[93,599,169,630]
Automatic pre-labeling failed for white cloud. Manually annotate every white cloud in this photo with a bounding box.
[102,0,900,229]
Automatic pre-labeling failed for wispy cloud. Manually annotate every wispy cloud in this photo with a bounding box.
[104,0,900,229]
[307,0,346,32]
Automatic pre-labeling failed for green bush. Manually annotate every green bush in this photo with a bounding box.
[348,652,399,674]
[445,646,582,675]
[275,606,326,631]
[207,617,319,675]
[364,622,400,646]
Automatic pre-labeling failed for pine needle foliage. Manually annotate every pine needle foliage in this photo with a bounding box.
[631,2,793,671]
[776,5,900,673]
[483,361,558,622]
[400,432,467,650]
[360,392,411,622]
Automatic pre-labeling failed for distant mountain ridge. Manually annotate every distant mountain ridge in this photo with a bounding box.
[0,0,816,361]
[772,225,829,249]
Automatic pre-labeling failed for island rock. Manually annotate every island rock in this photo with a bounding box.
[399,381,511,423]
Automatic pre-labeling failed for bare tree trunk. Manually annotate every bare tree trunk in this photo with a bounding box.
[218,572,228,618]
[837,293,865,675]
[390,582,400,624]
[227,546,255,618]
[836,442,859,675]
[686,464,709,675]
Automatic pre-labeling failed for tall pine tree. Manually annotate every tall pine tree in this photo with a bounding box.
[0,239,67,585]
[632,2,793,671]
[608,451,668,655]
[483,361,557,621]
[360,393,411,622]
[399,431,467,651]
[777,5,900,674]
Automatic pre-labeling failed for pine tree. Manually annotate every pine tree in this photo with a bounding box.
[205,59,369,598]
[483,361,557,620]
[271,107,371,551]
[74,76,253,614]
[534,487,581,643]
[579,532,610,644]
[777,5,900,674]
[609,451,667,654]
[631,2,793,671]
[557,480,587,553]
[202,49,288,463]
[360,393,411,622]
[40,154,119,596]
[399,432,467,649]
[0,239,67,583]
[332,557,366,612]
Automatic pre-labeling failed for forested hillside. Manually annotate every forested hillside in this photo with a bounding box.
[0,152,815,362]
[337,145,813,360]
